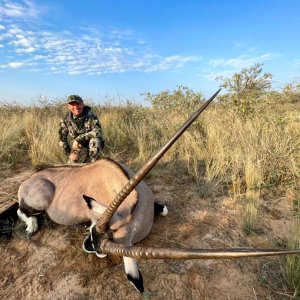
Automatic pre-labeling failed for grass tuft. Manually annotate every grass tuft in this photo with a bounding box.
[286,220,300,297]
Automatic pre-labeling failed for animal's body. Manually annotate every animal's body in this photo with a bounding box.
[17,158,167,292]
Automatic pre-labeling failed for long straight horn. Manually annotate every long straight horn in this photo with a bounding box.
[96,89,221,233]
[101,240,300,259]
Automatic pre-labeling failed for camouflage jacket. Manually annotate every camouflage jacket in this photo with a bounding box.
[58,106,104,152]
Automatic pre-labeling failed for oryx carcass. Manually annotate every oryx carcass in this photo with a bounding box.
[17,158,167,292]
[17,89,300,294]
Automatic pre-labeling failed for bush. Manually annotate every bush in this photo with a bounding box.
[217,63,272,117]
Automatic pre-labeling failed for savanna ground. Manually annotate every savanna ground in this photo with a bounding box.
[1,65,300,299]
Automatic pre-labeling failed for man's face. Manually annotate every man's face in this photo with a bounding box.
[68,101,84,116]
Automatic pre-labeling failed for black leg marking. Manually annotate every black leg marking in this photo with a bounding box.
[91,226,107,258]
[19,200,43,216]
[127,270,144,293]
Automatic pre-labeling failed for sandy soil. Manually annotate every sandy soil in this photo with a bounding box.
[0,162,295,299]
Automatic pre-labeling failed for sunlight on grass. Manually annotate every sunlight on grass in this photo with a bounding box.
[286,219,300,297]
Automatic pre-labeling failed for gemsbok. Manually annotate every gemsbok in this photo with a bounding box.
[17,89,300,294]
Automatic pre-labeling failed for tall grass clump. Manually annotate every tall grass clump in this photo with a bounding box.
[213,64,299,227]
[205,108,298,187]
[242,157,263,233]
[200,100,299,228]
[285,218,300,297]
[0,97,70,169]
[95,102,158,162]
[0,113,27,171]
[93,86,205,165]
[142,86,206,164]
[284,191,300,298]
[20,99,66,166]
[0,103,28,174]
[23,109,66,166]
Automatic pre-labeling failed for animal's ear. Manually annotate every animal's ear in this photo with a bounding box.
[83,195,107,215]
[83,195,95,210]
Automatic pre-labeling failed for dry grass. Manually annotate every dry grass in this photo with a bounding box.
[2,98,298,185]
[0,95,299,296]
[0,114,27,177]
[286,219,300,297]
[1,98,299,195]
[23,110,66,166]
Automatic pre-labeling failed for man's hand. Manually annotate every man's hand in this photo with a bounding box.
[75,134,85,143]
[69,140,82,163]
[69,151,79,162]
[72,140,82,151]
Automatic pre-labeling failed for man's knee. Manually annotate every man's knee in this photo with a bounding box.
[89,138,104,159]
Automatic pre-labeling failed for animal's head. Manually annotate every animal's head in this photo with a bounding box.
[82,195,107,258]
[82,193,146,293]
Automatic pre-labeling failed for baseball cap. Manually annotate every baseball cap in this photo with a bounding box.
[67,95,83,104]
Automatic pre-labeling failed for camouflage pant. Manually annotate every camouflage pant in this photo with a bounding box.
[69,138,103,163]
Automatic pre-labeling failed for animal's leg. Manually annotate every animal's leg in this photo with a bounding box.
[154,202,168,216]
[17,208,39,238]
[18,178,55,237]
[123,256,144,293]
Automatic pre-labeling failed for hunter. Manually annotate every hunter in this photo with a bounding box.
[59,95,105,163]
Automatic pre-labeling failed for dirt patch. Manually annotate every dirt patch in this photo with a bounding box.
[0,163,295,299]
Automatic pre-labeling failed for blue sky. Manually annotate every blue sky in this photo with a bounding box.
[0,0,299,104]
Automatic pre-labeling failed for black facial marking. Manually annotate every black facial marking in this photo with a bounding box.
[82,235,96,253]
[91,226,101,251]
[127,271,144,293]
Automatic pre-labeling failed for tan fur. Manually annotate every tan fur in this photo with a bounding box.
[18,158,155,244]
